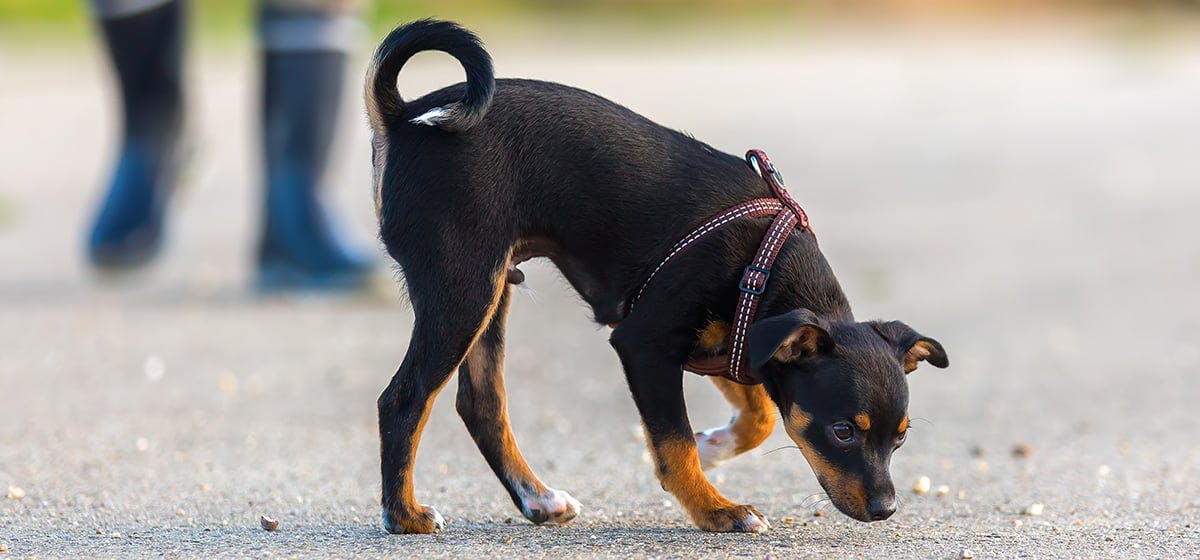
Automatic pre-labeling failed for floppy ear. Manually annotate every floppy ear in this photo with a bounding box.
[747,309,833,370]
[870,321,949,373]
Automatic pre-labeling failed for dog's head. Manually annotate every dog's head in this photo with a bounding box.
[749,309,948,522]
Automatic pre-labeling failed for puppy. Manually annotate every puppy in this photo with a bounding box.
[365,19,948,534]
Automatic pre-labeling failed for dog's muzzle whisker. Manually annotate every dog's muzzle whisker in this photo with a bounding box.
[799,492,829,509]
[761,444,801,457]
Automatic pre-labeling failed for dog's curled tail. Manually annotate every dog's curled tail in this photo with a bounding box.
[365,19,495,133]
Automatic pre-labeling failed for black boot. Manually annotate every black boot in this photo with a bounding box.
[257,48,373,291]
[87,0,186,269]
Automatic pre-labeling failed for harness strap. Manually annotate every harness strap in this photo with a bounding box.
[747,149,809,230]
[628,198,784,312]
[627,149,810,385]
[723,149,808,383]
[726,207,799,383]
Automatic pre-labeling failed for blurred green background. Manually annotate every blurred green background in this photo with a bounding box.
[2,0,1198,44]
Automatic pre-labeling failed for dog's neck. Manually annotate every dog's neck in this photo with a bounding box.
[758,230,855,323]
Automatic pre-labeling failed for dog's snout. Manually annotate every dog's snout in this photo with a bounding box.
[866,497,896,521]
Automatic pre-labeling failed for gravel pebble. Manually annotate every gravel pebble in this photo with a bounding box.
[1024,503,1045,516]
[1011,443,1034,459]
[260,515,279,532]
[6,487,24,500]
[913,476,932,495]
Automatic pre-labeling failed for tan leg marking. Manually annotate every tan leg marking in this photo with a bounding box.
[458,285,580,526]
[695,377,777,469]
[387,264,510,534]
[653,438,769,533]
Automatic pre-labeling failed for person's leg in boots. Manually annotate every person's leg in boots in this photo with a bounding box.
[257,0,373,291]
[87,0,187,268]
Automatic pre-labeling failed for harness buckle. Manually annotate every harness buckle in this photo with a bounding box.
[739,264,771,295]
[747,151,786,188]
[764,161,786,188]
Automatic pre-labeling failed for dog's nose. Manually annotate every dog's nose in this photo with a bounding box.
[866,497,896,521]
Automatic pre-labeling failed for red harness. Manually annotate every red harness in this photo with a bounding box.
[628,150,810,385]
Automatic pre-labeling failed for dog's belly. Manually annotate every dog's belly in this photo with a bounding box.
[509,236,625,324]
[508,237,558,285]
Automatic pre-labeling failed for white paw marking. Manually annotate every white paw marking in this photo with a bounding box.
[380,504,444,534]
[696,425,737,470]
[743,511,770,533]
[409,107,448,126]
[519,487,581,525]
[428,505,445,530]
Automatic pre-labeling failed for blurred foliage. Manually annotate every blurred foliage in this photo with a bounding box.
[0,0,1196,43]
[0,194,15,231]
[3,0,1199,23]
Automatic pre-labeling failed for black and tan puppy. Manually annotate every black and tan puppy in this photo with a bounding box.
[366,19,948,534]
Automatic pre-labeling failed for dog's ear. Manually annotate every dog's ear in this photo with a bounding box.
[748,309,833,370]
[870,321,949,373]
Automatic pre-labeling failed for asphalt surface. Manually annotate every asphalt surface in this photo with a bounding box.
[2,27,1199,558]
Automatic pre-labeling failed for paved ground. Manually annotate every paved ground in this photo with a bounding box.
[2,25,1199,558]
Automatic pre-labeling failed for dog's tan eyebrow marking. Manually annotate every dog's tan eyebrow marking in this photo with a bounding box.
[854,413,871,432]
[898,416,909,433]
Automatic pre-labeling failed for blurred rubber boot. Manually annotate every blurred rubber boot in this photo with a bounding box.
[257,44,374,292]
[87,0,186,269]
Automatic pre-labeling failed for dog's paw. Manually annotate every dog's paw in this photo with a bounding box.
[693,504,770,533]
[520,488,581,525]
[695,427,737,470]
[381,504,445,534]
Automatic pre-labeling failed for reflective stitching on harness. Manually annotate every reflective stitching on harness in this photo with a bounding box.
[626,149,810,385]
[728,290,755,381]
[629,199,782,311]
[727,210,797,381]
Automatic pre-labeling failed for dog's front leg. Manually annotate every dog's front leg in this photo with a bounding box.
[610,325,770,533]
[695,377,777,470]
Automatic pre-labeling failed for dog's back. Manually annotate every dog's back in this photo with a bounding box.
[366,20,769,312]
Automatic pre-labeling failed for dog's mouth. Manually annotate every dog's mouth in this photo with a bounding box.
[813,475,873,521]
[811,472,899,522]
[791,448,878,522]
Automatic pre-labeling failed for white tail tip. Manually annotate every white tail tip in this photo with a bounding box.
[410,107,449,126]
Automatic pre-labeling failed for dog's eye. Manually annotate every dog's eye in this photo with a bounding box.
[896,430,907,446]
[831,422,855,443]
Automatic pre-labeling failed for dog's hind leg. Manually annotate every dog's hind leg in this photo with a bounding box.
[455,286,581,525]
[695,378,777,470]
[378,254,509,535]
